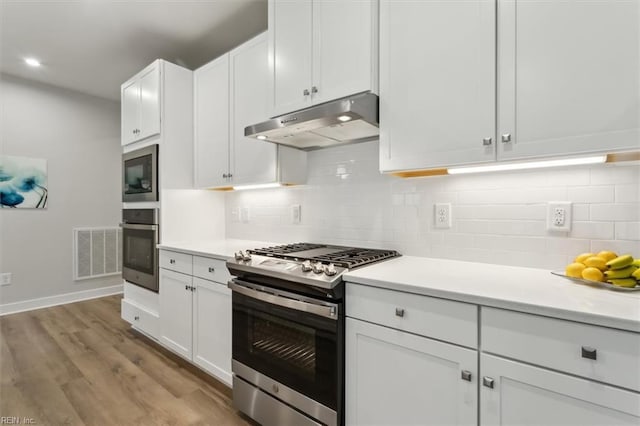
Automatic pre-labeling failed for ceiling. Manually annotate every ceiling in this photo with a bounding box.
[0,0,267,101]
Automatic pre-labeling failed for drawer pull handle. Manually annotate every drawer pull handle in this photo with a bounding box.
[208,267,215,273]
[134,316,140,321]
[482,377,494,389]
[169,259,175,264]
[461,370,472,382]
[581,346,597,360]
[185,285,189,291]
[395,308,405,317]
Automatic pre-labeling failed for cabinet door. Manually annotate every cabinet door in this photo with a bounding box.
[498,0,640,160]
[138,64,161,141]
[268,0,313,116]
[192,277,232,386]
[312,0,376,105]
[159,268,193,359]
[230,33,278,186]
[379,0,496,172]
[481,354,640,426]
[194,54,230,188]
[121,79,139,146]
[346,318,477,426]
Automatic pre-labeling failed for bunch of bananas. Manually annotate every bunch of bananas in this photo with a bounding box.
[565,251,640,288]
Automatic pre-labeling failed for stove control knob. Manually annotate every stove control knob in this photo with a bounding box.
[301,260,313,272]
[234,251,244,261]
[242,251,252,262]
[325,263,337,276]
[312,262,324,274]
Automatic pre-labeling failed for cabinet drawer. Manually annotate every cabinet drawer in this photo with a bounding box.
[193,256,231,284]
[346,283,478,348]
[482,307,640,392]
[121,299,159,339]
[159,250,192,275]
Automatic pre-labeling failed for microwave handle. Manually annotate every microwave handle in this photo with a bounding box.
[119,223,158,231]
[228,280,338,320]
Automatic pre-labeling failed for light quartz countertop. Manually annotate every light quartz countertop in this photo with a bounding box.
[157,239,279,261]
[344,256,640,333]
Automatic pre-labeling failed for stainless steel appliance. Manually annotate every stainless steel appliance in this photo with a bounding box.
[121,208,159,292]
[244,92,379,151]
[227,243,400,426]
[123,144,158,202]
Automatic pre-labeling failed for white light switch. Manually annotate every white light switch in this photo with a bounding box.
[291,204,301,224]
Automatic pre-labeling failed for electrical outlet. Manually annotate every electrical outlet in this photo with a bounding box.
[240,207,250,223]
[434,203,452,229]
[0,273,11,286]
[547,202,572,232]
[291,204,301,224]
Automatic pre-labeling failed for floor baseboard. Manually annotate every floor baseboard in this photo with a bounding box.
[0,284,124,316]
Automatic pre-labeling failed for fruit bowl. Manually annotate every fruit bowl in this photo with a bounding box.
[551,272,640,292]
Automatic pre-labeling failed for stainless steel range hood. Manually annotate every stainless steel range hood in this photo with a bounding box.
[244,92,378,151]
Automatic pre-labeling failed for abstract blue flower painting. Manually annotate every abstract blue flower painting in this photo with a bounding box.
[0,156,48,209]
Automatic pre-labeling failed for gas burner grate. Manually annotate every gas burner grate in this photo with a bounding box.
[248,243,400,269]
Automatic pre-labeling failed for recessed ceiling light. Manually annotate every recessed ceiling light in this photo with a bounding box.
[337,115,352,122]
[257,135,267,140]
[24,58,41,67]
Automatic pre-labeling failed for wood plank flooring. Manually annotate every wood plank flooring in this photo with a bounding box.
[0,295,253,426]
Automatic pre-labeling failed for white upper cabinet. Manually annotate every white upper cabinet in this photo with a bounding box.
[380,0,639,173]
[268,0,378,117]
[379,0,496,172]
[194,33,307,189]
[194,54,230,189]
[121,61,161,146]
[230,33,279,186]
[497,0,640,161]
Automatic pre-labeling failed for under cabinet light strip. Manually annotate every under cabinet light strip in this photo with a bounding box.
[233,183,282,191]
[447,155,607,175]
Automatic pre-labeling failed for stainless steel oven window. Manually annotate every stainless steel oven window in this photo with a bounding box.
[121,223,159,292]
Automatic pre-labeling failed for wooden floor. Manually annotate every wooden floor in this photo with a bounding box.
[0,294,253,425]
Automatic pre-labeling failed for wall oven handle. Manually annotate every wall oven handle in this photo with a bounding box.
[228,280,338,320]
[119,223,158,231]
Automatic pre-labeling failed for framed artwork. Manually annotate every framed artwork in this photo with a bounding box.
[0,156,48,209]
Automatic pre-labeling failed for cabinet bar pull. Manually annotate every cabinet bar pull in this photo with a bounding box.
[134,316,139,321]
[185,285,189,291]
[169,259,175,264]
[208,267,215,273]
[395,308,405,317]
[461,370,472,382]
[482,377,494,389]
[482,137,492,146]
[311,86,318,94]
[581,346,597,360]
[303,89,310,96]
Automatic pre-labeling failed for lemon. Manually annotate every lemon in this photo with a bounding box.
[565,262,586,278]
[574,253,595,264]
[582,267,604,282]
[583,256,607,271]
[596,250,618,262]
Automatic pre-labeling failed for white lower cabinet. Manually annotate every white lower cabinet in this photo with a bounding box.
[159,268,193,359]
[157,250,233,386]
[346,318,478,426]
[192,276,232,385]
[480,353,640,426]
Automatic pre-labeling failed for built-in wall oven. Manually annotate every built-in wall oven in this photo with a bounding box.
[123,144,158,202]
[121,209,159,292]
[227,244,400,426]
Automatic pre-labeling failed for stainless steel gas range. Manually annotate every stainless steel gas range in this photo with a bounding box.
[226,243,400,426]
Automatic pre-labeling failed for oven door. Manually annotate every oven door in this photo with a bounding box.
[230,280,340,414]
[121,223,158,292]
[122,145,158,202]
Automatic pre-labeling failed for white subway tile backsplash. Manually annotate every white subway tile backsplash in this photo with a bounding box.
[568,185,615,203]
[225,141,640,271]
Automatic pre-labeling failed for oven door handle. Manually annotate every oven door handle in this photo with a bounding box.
[228,280,338,320]
[119,223,158,231]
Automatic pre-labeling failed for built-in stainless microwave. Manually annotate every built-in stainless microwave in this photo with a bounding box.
[123,144,158,202]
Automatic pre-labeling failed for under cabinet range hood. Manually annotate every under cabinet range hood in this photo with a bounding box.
[245,92,379,151]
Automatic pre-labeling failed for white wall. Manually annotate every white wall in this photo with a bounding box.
[0,74,122,305]
[226,141,640,271]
